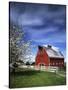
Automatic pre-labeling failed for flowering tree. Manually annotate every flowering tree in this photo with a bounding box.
[10,24,23,63]
[20,42,32,63]
[9,23,32,65]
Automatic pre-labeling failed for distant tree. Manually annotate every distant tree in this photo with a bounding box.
[18,60,24,64]
[31,62,35,65]
[26,61,30,65]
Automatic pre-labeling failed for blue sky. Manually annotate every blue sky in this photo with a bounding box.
[9,2,66,60]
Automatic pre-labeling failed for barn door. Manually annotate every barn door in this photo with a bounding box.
[40,64,45,70]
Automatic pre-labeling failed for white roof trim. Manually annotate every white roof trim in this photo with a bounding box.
[43,45,64,58]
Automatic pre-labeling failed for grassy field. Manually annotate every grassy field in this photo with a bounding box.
[10,68,66,88]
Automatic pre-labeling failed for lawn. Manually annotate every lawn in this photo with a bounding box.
[9,68,66,88]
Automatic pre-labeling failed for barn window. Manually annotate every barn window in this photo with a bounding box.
[50,63,52,65]
[52,63,54,65]
[56,63,58,65]
[59,62,60,65]
[53,63,54,65]
[62,62,63,64]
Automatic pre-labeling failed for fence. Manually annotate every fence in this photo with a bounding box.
[10,64,59,73]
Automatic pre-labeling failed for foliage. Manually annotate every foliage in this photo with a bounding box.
[26,61,30,65]
[9,24,23,63]
[9,23,32,63]
[31,62,35,65]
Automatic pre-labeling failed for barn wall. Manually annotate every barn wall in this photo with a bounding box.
[50,57,64,67]
[35,46,64,68]
[35,48,49,66]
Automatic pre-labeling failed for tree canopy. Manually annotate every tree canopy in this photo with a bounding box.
[9,23,32,64]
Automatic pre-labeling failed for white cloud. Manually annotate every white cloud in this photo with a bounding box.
[18,14,43,26]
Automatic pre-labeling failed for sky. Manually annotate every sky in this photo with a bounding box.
[9,2,66,61]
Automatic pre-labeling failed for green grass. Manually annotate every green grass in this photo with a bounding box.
[10,69,66,88]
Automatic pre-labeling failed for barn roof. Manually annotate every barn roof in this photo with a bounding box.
[44,45,64,58]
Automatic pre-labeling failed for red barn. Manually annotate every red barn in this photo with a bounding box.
[35,45,64,69]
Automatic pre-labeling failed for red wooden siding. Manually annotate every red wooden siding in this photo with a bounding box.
[50,57,64,67]
[35,46,49,66]
[35,46,64,67]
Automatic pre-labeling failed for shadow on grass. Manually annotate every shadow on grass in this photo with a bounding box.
[11,69,40,76]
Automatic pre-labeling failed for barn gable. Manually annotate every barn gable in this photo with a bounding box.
[35,46,49,66]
